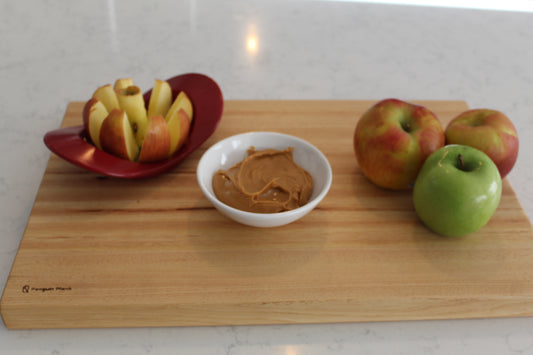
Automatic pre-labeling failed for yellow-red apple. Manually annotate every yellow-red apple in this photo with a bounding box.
[147,79,172,119]
[445,109,519,178]
[138,115,172,163]
[167,109,191,156]
[113,78,134,92]
[82,98,108,150]
[92,84,119,112]
[116,85,149,146]
[99,109,139,161]
[82,78,194,163]
[165,91,193,123]
[354,98,445,190]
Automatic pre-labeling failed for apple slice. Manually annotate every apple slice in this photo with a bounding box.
[113,78,135,92]
[138,115,172,163]
[99,109,139,161]
[147,79,172,119]
[167,109,191,156]
[92,84,119,112]
[116,85,149,146]
[165,91,193,124]
[82,98,109,150]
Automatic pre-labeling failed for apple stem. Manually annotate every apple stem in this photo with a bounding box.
[458,154,465,171]
[401,121,412,133]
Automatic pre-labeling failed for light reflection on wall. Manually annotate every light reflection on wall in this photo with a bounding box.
[246,24,259,57]
[284,346,300,355]
[247,36,258,53]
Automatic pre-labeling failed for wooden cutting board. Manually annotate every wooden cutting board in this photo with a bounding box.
[2,100,533,329]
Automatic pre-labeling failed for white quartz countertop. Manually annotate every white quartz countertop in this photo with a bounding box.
[1,1,533,354]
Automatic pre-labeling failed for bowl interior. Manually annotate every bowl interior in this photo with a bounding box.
[198,132,332,212]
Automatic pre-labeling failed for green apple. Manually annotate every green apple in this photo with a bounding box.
[413,144,502,237]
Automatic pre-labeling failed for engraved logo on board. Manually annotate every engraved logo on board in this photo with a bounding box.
[21,285,72,293]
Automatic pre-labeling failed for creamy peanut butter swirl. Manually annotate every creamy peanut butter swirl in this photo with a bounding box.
[212,147,313,213]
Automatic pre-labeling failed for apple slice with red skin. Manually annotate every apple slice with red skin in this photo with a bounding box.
[92,84,119,112]
[147,79,173,119]
[167,109,191,156]
[116,85,149,146]
[83,78,196,163]
[165,91,193,124]
[138,115,172,163]
[82,98,108,150]
[99,109,139,162]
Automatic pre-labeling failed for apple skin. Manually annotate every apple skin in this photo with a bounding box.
[354,98,445,190]
[413,144,502,237]
[99,109,139,162]
[82,98,108,150]
[147,79,173,119]
[116,85,149,147]
[167,109,191,156]
[84,78,194,163]
[138,115,171,163]
[92,84,119,112]
[165,91,193,124]
[445,109,519,178]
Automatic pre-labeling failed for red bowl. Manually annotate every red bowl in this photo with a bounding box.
[44,73,223,178]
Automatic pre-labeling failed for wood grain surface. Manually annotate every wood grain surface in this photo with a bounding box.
[1,100,532,329]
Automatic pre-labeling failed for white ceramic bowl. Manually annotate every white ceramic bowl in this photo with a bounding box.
[196,132,333,227]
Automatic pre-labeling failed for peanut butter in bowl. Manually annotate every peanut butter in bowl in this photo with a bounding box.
[212,147,313,213]
[196,131,332,228]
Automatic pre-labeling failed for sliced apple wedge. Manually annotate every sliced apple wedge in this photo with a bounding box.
[116,85,149,146]
[138,115,172,163]
[113,78,135,92]
[147,79,172,119]
[83,78,195,163]
[167,109,191,156]
[165,91,193,124]
[92,84,119,112]
[82,98,109,150]
[99,109,139,162]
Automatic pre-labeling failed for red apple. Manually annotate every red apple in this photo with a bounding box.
[82,98,108,150]
[445,109,519,178]
[167,109,191,156]
[354,98,445,190]
[99,109,139,162]
[115,85,149,146]
[83,78,195,163]
[138,115,171,163]
[147,79,173,119]
[92,84,119,112]
[165,91,193,124]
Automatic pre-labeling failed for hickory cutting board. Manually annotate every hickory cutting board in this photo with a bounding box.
[1,100,533,329]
